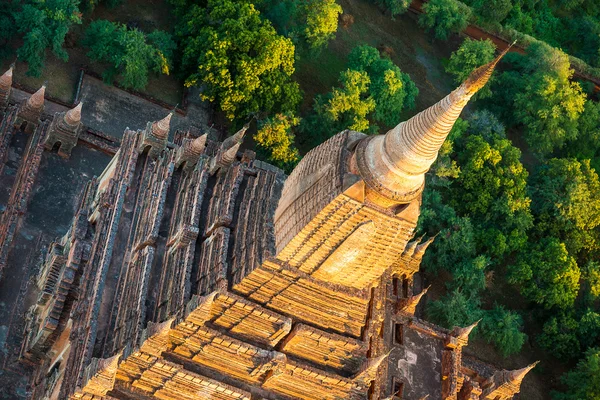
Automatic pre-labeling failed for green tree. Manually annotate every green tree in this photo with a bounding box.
[427,290,483,329]
[419,190,477,273]
[480,305,527,356]
[448,255,488,296]
[467,110,506,141]
[419,0,471,40]
[83,20,175,90]
[347,45,418,127]
[451,133,532,258]
[471,0,512,23]
[566,100,600,171]
[13,0,82,76]
[371,0,411,17]
[302,0,342,49]
[508,237,581,309]
[320,69,376,132]
[538,312,581,359]
[255,113,300,172]
[446,38,496,99]
[553,348,600,400]
[512,43,586,156]
[177,0,301,121]
[530,158,600,253]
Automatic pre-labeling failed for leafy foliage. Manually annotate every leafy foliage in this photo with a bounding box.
[12,0,82,76]
[508,237,580,309]
[419,0,471,40]
[553,348,600,400]
[255,113,301,172]
[176,0,301,121]
[529,158,600,254]
[302,0,343,49]
[427,290,483,329]
[450,133,532,258]
[480,305,527,356]
[347,45,418,127]
[370,0,411,17]
[83,20,176,90]
[446,39,496,99]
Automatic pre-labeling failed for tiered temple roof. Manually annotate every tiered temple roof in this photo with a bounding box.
[0,46,536,400]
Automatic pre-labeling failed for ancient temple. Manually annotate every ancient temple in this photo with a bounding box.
[1,46,536,400]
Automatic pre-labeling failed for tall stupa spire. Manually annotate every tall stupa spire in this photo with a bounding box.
[355,45,511,205]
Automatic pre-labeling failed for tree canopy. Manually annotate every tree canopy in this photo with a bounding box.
[13,0,82,77]
[255,113,300,172]
[553,348,600,399]
[419,0,471,40]
[446,38,497,98]
[83,20,176,90]
[176,0,302,121]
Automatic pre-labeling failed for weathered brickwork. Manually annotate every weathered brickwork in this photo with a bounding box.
[3,52,537,400]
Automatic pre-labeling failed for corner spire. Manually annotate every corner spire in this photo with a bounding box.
[28,85,46,109]
[509,361,539,384]
[355,46,508,205]
[152,111,173,139]
[0,65,13,89]
[65,102,83,126]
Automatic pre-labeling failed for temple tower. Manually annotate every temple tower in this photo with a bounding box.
[44,102,84,158]
[139,112,172,158]
[15,85,45,134]
[481,362,539,400]
[52,48,537,400]
[0,65,13,110]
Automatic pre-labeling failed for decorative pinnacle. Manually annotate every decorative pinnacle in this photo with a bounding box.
[398,285,430,315]
[453,319,481,342]
[413,234,438,259]
[190,133,208,155]
[222,123,249,149]
[509,361,539,384]
[355,46,508,205]
[65,102,83,126]
[98,350,122,375]
[152,112,173,139]
[0,65,13,89]
[463,42,513,96]
[402,237,421,256]
[28,85,46,109]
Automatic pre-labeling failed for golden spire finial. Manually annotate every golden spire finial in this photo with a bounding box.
[452,319,481,343]
[355,44,508,205]
[509,361,539,384]
[28,85,46,109]
[152,112,173,139]
[65,102,83,125]
[463,42,513,96]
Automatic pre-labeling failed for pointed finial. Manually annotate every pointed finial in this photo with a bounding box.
[509,361,539,384]
[398,286,430,315]
[65,102,83,125]
[354,351,392,385]
[463,43,512,96]
[0,65,13,88]
[98,350,122,375]
[222,123,249,150]
[28,85,46,109]
[152,112,173,139]
[413,234,438,259]
[354,49,505,206]
[148,317,174,338]
[190,133,208,155]
[402,237,421,256]
[452,319,481,342]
